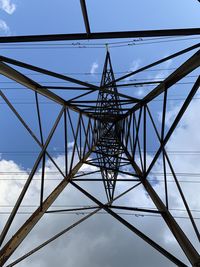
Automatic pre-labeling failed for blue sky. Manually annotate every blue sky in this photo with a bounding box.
[1,0,200,35]
[0,1,200,266]
[0,0,199,169]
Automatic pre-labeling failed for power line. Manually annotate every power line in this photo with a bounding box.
[7,67,179,77]
[0,210,199,220]
[0,205,199,213]
[0,173,200,183]
[0,36,199,50]
[1,149,200,154]
[0,74,199,82]
[1,95,200,104]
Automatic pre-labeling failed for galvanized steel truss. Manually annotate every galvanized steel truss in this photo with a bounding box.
[0,1,200,266]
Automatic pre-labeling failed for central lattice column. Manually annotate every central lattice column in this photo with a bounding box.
[94,51,123,201]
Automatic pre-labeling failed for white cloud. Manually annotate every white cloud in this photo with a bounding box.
[0,0,16,14]
[0,155,175,267]
[90,62,98,75]
[137,87,145,97]
[0,153,189,266]
[0,159,27,206]
[154,97,200,246]
[125,59,142,82]
[150,57,173,82]
[129,59,141,72]
[0,19,9,33]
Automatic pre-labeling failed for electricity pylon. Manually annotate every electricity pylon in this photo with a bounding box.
[0,46,200,267]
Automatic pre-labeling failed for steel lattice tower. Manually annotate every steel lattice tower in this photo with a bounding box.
[95,51,123,202]
[0,1,200,266]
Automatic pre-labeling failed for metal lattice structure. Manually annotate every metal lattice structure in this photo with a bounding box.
[0,1,200,266]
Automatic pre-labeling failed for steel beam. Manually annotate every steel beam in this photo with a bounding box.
[0,149,93,266]
[70,180,188,267]
[125,49,200,116]
[5,183,142,267]
[0,62,95,118]
[0,107,65,247]
[80,0,91,35]
[0,55,99,90]
[110,42,200,85]
[0,62,66,106]
[122,146,200,266]
[146,104,200,243]
[0,28,199,43]
[0,34,200,267]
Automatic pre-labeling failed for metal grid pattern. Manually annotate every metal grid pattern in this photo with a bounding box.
[0,1,200,266]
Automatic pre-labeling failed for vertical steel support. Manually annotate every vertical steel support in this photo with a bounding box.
[123,146,200,266]
[0,149,94,266]
[0,41,200,267]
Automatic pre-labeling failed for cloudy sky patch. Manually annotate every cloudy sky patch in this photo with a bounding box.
[90,62,99,75]
[0,0,16,14]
